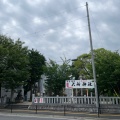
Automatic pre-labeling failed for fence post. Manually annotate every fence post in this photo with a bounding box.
[97,106,100,117]
[32,94,35,103]
[36,105,37,114]
[11,104,12,113]
[64,105,65,116]
[84,95,86,104]
[97,96,100,117]
[57,95,58,103]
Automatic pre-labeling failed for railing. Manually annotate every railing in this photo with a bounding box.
[99,97,120,104]
[32,96,120,105]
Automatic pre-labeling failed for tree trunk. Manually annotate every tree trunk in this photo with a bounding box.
[11,89,14,102]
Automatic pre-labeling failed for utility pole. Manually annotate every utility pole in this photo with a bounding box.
[86,2,99,116]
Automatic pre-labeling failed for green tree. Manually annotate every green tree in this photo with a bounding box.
[24,49,46,100]
[72,48,120,96]
[72,54,92,80]
[0,35,30,100]
[94,48,120,96]
[44,59,72,96]
[0,42,8,97]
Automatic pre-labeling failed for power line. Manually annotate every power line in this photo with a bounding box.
[30,25,87,40]
[89,9,104,48]
[9,16,87,40]
[10,24,88,44]
[0,4,86,32]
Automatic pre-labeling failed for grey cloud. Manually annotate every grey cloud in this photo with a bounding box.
[0,0,120,62]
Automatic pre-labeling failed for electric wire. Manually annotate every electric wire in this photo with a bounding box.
[89,9,104,48]
[0,4,86,32]
[12,24,88,43]
[8,16,87,40]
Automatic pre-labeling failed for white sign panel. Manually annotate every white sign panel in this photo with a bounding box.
[65,80,94,88]
[33,97,44,103]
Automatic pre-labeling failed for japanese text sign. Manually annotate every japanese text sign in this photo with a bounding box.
[65,80,94,88]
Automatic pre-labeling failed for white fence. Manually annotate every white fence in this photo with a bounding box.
[33,96,120,105]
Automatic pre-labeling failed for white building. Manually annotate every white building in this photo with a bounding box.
[1,86,24,103]
[0,74,47,103]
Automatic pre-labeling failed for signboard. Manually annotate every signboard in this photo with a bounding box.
[39,98,43,103]
[65,80,94,88]
[34,98,38,103]
[34,97,44,103]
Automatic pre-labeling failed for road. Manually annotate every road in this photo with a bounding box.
[0,109,120,120]
[1,109,120,119]
[0,114,72,120]
[0,113,120,120]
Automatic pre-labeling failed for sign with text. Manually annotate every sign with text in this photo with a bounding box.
[65,80,94,88]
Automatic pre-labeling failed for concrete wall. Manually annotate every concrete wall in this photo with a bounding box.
[29,103,120,113]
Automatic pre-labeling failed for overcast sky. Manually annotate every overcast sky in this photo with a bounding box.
[0,0,120,63]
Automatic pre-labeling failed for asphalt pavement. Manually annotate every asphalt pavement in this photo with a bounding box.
[0,112,120,120]
[0,102,120,120]
[0,114,69,120]
[0,108,120,119]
